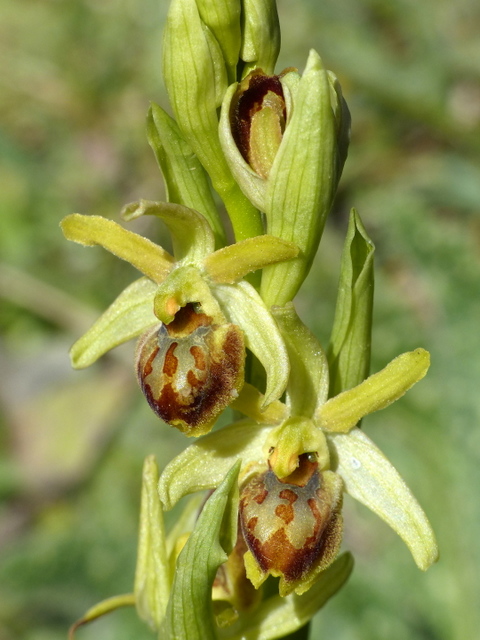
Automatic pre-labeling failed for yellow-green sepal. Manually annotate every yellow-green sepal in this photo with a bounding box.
[147,104,226,247]
[159,420,273,510]
[317,349,430,434]
[331,429,438,570]
[60,214,174,284]
[122,200,215,263]
[70,277,158,369]
[204,235,299,284]
[327,209,375,396]
[161,461,240,640]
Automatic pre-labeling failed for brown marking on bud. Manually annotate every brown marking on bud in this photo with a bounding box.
[231,70,287,177]
[240,456,343,592]
[135,304,245,436]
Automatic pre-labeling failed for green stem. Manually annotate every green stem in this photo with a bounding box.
[220,182,264,242]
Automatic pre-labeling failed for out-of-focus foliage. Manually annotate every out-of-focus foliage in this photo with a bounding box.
[0,0,479,638]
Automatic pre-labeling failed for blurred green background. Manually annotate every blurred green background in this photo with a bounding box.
[1,0,479,638]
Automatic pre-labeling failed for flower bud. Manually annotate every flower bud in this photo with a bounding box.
[136,303,245,436]
[240,453,343,596]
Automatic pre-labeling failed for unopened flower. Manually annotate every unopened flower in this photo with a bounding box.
[61,200,298,434]
[219,50,351,305]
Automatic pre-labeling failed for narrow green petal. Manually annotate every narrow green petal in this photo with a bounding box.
[212,281,290,405]
[60,214,174,283]
[161,461,240,640]
[70,277,158,369]
[331,429,439,570]
[147,104,226,247]
[122,199,215,263]
[219,553,353,640]
[159,420,272,510]
[134,456,170,630]
[327,209,375,396]
[317,349,430,433]
[204,235,299,284]
[272,303,329,416]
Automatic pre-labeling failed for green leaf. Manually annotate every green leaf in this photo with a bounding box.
[122,199,215,263]
[161,461,241,640]
[134,456,170,630]
[204,235,299,284]
[60,214,174,284]
[272,303,329,416]
[147,104,226,247]
[331,429,439,570]
[327,209,375,396]
[159,420,272,510]
[317,349,430,433]
[218,553,354,640]
[70,277,158,368]
[261,50,341,306]
[212,280,290,405]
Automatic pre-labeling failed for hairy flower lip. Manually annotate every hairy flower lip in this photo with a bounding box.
[135,303,245,436]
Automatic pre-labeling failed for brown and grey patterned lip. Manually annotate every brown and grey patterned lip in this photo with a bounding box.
[135,303,245,436]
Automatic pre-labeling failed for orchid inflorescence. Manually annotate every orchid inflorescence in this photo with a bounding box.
[64,1,438,638]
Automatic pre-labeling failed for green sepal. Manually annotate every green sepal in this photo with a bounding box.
[122,199,215,263]
[261,50,344,306]
[147,104,226,247]
[272,303,329,416]
[331,429,438,570]
[204,235,299,284]
[60,214,174,284]
[70,277,158,369]
[317,349,430,434]
[161,461,241,640]
[134,456,170,630]
[159,420,273,510]
[327,209,375,396]
[153,266,225,324]
[212,280,290,405]
[68,594,135,639]
[240,0,280,76]
[218,553,353,640]
[196,0,241,82]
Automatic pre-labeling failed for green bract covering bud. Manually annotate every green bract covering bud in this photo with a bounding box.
[220,51,351,305]
[241,0,280,76]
